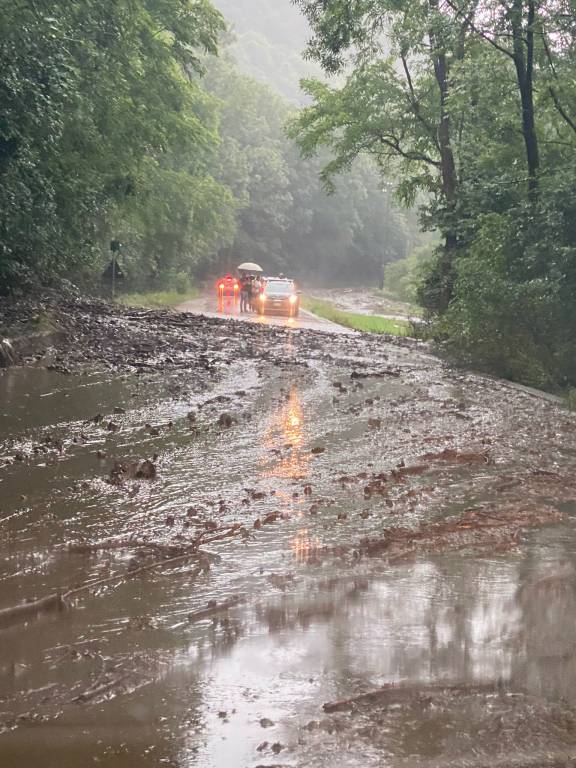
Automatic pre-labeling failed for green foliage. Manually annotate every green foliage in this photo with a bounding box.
[0,1,412,294]
[202,49,411,284]
[0,0,229,292]
[441,187,576,389]
[292,0,576,389]
[384,243,435,304]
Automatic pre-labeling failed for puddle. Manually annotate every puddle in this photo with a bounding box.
[1,324,576,766]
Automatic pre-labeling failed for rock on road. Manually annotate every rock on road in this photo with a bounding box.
[1,292,576,768]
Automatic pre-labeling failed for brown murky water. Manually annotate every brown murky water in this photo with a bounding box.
[1,324,576,768]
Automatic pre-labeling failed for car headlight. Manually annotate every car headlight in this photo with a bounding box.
[289,294,297,304]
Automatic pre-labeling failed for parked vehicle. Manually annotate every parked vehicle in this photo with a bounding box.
[216,274,239,299]
[257,277,300,318]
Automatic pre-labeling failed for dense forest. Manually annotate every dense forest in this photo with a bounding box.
[0,0,411,295]
[292,0,576,389]
[215,0,320,103]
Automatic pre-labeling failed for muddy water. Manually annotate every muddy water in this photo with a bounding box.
[1,329,576,768]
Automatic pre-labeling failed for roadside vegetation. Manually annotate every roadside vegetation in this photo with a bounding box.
[382,244,436,308]
[0,1,412,297]
[291,0,576,391]
[302,297,413,336]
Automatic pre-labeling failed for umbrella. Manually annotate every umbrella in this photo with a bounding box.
[237,262,263,273]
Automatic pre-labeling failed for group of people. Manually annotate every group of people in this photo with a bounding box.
[239,273,263,313]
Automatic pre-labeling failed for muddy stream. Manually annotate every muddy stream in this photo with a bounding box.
[1,310,576,767]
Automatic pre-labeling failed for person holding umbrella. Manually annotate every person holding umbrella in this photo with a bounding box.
[237,262,263,313]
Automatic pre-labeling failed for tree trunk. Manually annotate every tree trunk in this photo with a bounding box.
[432,40,458,310]
[511,0,539,199]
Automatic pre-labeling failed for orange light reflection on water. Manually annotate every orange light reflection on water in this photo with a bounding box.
[261,385,309,480]
[291,528,322,563]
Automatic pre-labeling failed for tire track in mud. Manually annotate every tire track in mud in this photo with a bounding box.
[1,299,576,765]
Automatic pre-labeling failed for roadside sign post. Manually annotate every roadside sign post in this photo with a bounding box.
[109,239,121,299]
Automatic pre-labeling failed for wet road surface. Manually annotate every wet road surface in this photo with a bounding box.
[177,294,350,333]
[1,307,576,767]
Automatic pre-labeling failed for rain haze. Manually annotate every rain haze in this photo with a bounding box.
[2,1,576,767]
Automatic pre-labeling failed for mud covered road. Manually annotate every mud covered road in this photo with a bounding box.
[1,295,576,767]
[177,293,347,332]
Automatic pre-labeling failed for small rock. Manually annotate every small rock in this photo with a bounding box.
[259,717,275,728]
[135,459,156,479]
[217,412,235,428]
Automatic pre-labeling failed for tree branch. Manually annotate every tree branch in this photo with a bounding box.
[442,0,515,59]
[549,86,576,137]
[400,53,440,148]
[376,133,441,167]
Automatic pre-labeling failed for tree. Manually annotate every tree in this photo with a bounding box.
[203,47,411,283]
[292,0,478,307]
[0,0,227,291]
[292,0,576,388]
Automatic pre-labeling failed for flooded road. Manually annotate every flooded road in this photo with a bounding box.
[2,303,576,767]
[177,294,348,333]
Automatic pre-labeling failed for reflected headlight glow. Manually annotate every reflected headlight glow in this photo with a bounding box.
[260,293,267,302]
[289,294,297,304]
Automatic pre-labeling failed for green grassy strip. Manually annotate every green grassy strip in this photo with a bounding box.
[116,288,199,309]
[301,296,413,336]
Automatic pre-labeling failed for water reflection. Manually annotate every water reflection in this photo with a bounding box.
[291,528,322,564]
[216,294,239,315]
[260,385,309,480]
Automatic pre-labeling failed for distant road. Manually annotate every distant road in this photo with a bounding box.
[177,293,353,333]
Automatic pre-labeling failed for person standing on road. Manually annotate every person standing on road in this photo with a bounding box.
[239,272,250,312]
[250,275,262,312]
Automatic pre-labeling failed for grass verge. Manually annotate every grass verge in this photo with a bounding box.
[301,296,413,336]
[116,288,199,309]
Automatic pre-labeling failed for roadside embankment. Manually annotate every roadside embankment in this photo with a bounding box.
[301,294,414,336]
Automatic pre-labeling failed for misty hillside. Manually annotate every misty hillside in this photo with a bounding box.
[215,0,319,103]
